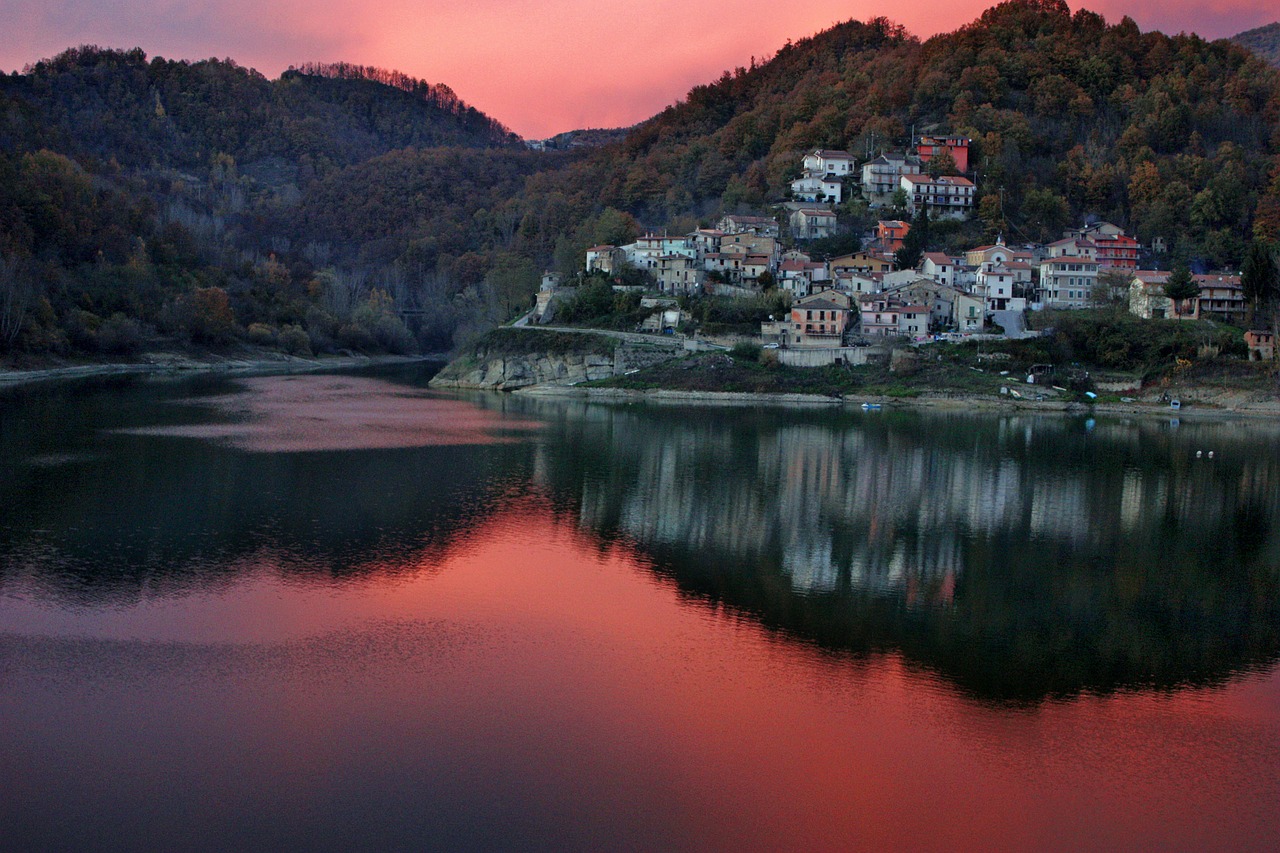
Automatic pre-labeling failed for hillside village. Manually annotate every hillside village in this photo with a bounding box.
[538,136,1275,367]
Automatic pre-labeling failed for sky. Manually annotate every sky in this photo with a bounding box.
[0,1,1276,138]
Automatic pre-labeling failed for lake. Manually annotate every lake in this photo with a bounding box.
[2,364,1278,851]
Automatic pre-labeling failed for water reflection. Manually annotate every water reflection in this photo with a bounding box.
[505,397,1280,701]
[3,371,1280,704]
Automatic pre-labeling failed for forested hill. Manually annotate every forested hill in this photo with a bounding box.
[1233,23,1280,67]
[539,0,1280,262]
[0,47,521,172]
[3,2,1280,364]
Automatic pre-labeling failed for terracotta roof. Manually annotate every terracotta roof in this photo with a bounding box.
[796,299,847,311]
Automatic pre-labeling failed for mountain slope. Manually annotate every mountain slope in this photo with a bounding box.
[1232,22,1280,67]
[0,47,521,173]
[546,0,1280,262]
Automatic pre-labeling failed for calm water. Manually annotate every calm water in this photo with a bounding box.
[2,365,1279,851]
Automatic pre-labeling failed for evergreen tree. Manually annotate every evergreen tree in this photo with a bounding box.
[1163,264,1200,317]
[895,207,930,270]
[1241,240,1278,325]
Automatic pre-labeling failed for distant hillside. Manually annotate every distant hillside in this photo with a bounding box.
[537,128,633,151]
[0,47,522,173]
[1232,22,1280,67]
[3,3,1280,365]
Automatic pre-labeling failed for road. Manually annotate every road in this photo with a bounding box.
[991,309,1035,340]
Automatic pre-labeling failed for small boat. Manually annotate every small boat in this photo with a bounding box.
[1170,399,1181,410]
[861,402,882,410]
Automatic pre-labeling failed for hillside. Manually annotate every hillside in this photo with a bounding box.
[1233,22,1280,67]
[536,0,1280,261]
[3,2,1280,365]
[0,47,520,171]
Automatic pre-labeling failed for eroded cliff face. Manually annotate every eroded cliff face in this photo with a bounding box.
[429,338,682,390]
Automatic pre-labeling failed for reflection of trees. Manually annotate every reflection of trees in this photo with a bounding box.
[0,375,530,604]
[5,373,1280,703]
[515,399,1280,702]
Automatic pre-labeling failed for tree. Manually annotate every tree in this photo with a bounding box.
[894,207,930,270]
[1163,265,1200,318]
[925,150,959,179]
[0,254,33,350]
[1094,269,1130,309]
[1241,241,1278,325]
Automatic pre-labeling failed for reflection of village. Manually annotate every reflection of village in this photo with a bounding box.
[520,401,1280,604]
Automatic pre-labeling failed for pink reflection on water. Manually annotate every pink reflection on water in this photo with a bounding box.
[3,497,1279,850]
[120,374,540,451]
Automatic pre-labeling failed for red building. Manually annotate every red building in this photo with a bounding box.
[1093,233,1141,271]
[875,220,911,252]
[915,135,970,174]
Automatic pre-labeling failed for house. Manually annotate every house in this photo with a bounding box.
[1046,238,1098,261]
[1128,271,1242,321]
[791,173,844,204]
[1245,329,1276,361]
[875,220,911,252]
[719,232,778,261]
[882,279,984,332]
[920,252,961,287]
[1038,254,1099,308]
[785,291,854,347]
[778,258,829,297]
[859,295,930,339]
[830,252,894,275]
[832,272,883,295]
[687,229,725,259]
[915,135,970,173]
[654,254,702,295]
[899,174,975,219]
[976,266,1016,312]
[585,245,619,274]
[860,152,914,204]
[790,207,838,240]
[1128,271,1174,319]
[802,149,856,176]
[1091,233,1141,271]
[1194,274,1244,323]
[1064,221,1126,242]
[717,214,780,237]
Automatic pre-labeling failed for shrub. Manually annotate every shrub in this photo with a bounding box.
[247,323,277,346]
[731,341,762,361]
[337,323,377,351]
[96,313,144,355]
[279,324,312,356]
[371,314,417,354]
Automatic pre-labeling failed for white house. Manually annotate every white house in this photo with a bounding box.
[791,173,843,204]
[802,149,856,176]
[899,174,975,219]
[860,152,914,203]
[789,207,838,240]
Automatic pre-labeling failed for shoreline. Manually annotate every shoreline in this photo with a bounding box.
[0,352,443,389]
[515,383,1280,420]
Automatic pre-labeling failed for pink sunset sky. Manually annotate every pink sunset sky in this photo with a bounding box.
[1,1,1275,138]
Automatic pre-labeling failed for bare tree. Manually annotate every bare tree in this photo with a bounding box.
[0,255,34,350]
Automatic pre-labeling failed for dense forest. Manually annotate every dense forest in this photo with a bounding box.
[1233,22,1280,68]
[2,0,1280,362]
